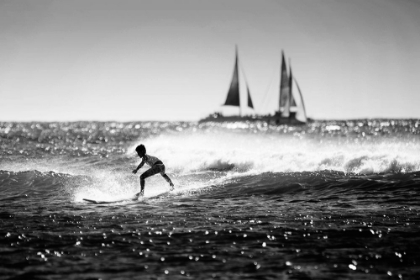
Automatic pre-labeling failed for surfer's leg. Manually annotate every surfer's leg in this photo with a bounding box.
[159,164,174,190]
[162,174,174,190]
[139,166,162,196]
[139,175,145,196]
[135,177,144,197]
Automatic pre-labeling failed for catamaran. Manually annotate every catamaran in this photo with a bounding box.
[200,48,308,124]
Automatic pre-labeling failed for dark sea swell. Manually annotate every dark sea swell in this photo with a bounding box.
[1,120,420,279]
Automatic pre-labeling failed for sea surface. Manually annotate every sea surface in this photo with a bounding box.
[1,120,419,280]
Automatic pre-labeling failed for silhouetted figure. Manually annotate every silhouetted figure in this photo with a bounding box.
[132,144,174,197]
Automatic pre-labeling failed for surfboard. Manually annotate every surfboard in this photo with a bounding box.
[83,197,138,204]
[148,191,171,199]
[83,189,174,204]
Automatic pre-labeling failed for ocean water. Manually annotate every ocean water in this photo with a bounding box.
[0,120,419,280]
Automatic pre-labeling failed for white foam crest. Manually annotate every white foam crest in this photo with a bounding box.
[0,158,140,202]
[72,164,218,202]
[0,156,218,202]
[0,158,76,175]
[130,131,420,175]
[72,169,138,202]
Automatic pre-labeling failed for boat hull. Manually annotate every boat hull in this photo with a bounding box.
[199,112,308,125]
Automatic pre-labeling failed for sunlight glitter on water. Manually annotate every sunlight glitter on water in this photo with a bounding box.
[1,120,420,279]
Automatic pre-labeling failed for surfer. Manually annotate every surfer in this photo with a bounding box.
[132,144,174,197]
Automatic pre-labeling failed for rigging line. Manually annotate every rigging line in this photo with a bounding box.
[260,63,277,114]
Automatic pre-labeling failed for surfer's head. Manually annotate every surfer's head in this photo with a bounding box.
[135,144,146,157]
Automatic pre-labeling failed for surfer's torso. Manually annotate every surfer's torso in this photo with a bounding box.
[142,154,163,167]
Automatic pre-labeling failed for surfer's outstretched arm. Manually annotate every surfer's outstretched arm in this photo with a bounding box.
[132,159,145,174]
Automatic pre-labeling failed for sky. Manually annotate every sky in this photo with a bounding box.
[1,0,420,122]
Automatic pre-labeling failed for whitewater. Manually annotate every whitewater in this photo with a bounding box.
[1,120,419,279]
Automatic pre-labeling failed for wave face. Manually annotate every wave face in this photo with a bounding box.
[1,120,420,279]
[1,120,420,197]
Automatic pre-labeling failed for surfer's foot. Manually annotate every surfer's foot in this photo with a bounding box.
[169,182,174,191]
[135,191,144,198]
